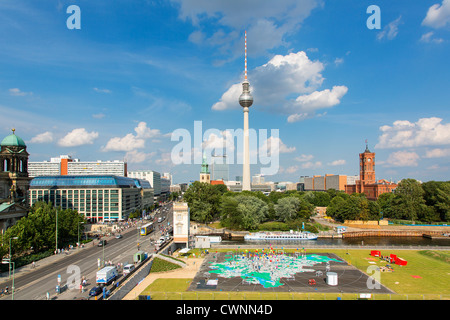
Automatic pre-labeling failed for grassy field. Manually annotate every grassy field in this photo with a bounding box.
[140,248,450,300]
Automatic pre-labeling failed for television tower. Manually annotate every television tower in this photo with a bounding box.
[239,31,253,191]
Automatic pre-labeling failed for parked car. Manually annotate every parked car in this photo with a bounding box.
[115,234,123,239]
[156,236,166,245]
[89,286,103,297]
[123,264,135,275]
[98,240,107,247]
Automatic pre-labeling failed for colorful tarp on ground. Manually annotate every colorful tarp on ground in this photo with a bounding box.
[208,251,343,288]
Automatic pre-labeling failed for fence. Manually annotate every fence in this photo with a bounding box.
[139,291,450,300]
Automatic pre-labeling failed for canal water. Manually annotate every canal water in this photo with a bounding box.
[219,236,450,247]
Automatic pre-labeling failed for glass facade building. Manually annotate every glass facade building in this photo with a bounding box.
[29,175,153,222]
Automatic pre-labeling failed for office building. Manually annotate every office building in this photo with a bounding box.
[128,170,161,196]
[161,177,170,194]
[211,154,229,181]
[29,175,154,222]
[304,174,348,191]
[252,174,264,184]
[28,155,127,177]
[162,172,172,185]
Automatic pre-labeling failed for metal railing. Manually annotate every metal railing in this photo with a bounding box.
[139,291,450,300]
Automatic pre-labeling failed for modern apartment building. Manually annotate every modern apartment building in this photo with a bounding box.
[29,175,153,222]
[28,155,127,177]
[304,174,349,191]
[127,170,161,196]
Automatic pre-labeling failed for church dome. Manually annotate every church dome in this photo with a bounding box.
[1,130,26,148]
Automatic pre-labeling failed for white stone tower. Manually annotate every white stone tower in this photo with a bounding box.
[239,31,253,191]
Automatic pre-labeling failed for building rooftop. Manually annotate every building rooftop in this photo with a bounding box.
[1,130,26,148]
[30,175,152,188]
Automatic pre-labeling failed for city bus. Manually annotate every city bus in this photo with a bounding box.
[140,222,154,236]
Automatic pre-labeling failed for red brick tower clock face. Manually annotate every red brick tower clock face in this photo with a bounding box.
[360,145,375,184]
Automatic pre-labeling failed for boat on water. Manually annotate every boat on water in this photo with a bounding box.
[244,230,318,241]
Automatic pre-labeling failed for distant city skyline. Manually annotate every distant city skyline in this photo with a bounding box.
[1,1,449,184]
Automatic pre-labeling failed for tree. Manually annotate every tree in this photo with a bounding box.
[235,195,268,230]
[275,197,301,222]
[274,196,314,222]
[393,179,426,222]
[183,181,223,223]
[435,186,450,222]
[303,191,331,207]
[377,192,395,219]
[1,201,86,260]
[326,196,347,221]
[219,196,241,229]
[422,181,450,222]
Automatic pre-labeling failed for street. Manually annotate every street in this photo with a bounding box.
[0,202,173,300]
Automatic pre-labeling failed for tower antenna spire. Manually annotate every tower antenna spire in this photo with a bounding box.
[244,30,247,80]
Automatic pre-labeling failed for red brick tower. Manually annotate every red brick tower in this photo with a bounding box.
[359,141,375,192]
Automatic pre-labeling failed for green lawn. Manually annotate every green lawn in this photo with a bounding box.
[140,249,450,300]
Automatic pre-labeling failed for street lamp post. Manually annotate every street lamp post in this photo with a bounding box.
[9,237,18,279]
[55,208,58,254]
[78,219,83,250]
[2,259,15,300]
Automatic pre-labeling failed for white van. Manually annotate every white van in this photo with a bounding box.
[123,264,135,275]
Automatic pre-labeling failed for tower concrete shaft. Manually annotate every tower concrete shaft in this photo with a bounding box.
[239,31,253,191]
[242,106,250,191]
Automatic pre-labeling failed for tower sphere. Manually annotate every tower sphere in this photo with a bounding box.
[239,81,253,108]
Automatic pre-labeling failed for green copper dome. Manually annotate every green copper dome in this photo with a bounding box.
[1,130,26,147]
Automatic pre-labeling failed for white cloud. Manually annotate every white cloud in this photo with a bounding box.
[58,128,99,147]
[92,113,106,119]
[301,161,322,169]
[9,88,32,96]
[29,131,53,144]
[93,87,112,94]
[375,117,450,149]
[259,136,296,156]
[422,0,450,29]
[134,121,161,139]
[155,152,174,167]
[295,154,314,162]
[424,147,450,158]
[382,151,420,167]
[377,16,403,40]
[125,150,156,163]
[102,133,145,152]
[102,122,161,152]
[334,57,344,66]
[420,31,444,43]
[287,86,348,122]
[202,130,236,152]
[279,165,299,174]
[329,159,346,166]
[173,0,320,57]
[212,51,347,122]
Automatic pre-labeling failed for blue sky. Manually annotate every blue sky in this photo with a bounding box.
[1,0,449,184]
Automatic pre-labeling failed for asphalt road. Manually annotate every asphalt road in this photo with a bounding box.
[0,202,173,300]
